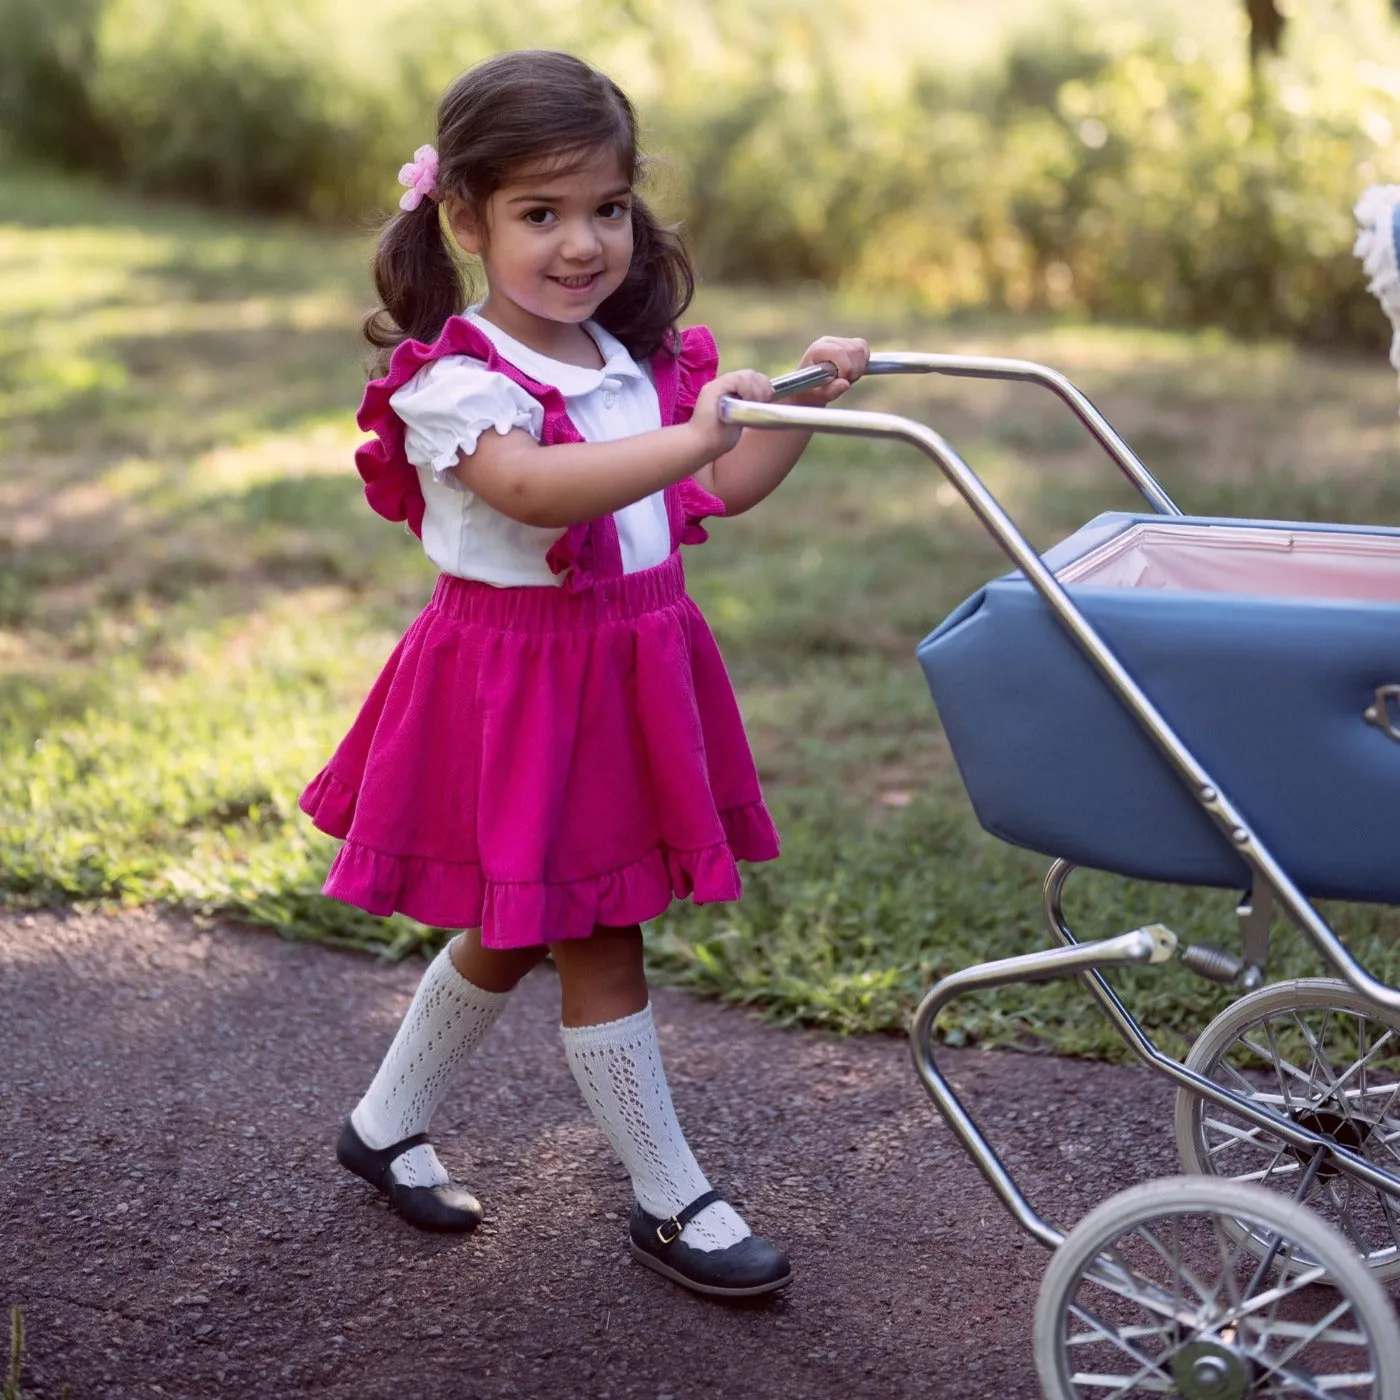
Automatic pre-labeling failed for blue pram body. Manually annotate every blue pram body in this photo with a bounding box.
[917,511,1400,904]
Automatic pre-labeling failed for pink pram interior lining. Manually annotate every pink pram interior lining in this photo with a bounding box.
[1054,522,1400,602]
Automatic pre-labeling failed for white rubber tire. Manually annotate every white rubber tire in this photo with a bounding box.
[1034,1175,1400,1399]
[1174,977,1400,1280]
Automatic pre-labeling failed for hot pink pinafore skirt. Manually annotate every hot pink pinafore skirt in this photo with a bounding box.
[299,550,780,949]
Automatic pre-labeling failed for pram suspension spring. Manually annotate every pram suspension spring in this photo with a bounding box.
[1178,942,1244,985]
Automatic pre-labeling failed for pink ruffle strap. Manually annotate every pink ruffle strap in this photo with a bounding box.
[653,325,725,548]
[545,517,622,593]
[674,477,727,545]
[543,323,725,577]
[652,324,719,427]
[354,316,582,539]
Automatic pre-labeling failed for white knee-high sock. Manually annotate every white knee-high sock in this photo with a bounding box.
[351,944,509,1189]
[560,1003,751,1252]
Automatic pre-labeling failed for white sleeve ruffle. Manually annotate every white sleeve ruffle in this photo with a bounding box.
[389,356,544,483]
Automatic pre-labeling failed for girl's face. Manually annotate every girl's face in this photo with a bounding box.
[449,147,634,358]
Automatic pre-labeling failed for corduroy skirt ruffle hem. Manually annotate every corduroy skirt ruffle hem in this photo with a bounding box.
[299,551,780,949]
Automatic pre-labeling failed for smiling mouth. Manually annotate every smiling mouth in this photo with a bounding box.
[552,274,601,289]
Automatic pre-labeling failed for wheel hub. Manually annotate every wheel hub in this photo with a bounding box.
[1171,1339,1251,1400]
[1286,1105,1375,1182]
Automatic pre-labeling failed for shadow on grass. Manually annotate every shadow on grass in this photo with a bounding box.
[0,468,410,639]
[6,322,363,458]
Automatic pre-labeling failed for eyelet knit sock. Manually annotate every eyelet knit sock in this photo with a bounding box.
[560,1003,751,1253]
[349,944,509,1190]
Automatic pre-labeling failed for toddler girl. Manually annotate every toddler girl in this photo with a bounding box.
[301,47,867,1299]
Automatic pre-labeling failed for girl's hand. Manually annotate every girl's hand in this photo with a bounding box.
[789,336,869,406]
[688,369,774,461]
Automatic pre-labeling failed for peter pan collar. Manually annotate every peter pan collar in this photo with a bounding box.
[464,310,645,397]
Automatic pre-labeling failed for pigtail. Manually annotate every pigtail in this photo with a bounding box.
[362,199,465,375]
[595,196,695,361]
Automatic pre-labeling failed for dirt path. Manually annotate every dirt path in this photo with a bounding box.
[1,910,1181,1399]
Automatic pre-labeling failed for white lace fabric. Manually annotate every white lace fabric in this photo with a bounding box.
[560,1004,751,1252]
[351,946,509,1188]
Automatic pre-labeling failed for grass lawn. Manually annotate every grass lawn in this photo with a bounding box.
[5,161,1400,1057]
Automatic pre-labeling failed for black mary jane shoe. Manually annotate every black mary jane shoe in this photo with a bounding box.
[628,1189,792,1299]
[335,1119,483,1232]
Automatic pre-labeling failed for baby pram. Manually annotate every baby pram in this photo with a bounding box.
[736,354,1400,1397]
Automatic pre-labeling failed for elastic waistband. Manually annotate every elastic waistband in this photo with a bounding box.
[429,550,687,631]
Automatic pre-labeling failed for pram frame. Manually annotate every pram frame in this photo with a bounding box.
[730,355,1400,1252]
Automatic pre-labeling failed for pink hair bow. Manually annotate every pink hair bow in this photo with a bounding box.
[398,145,439,211]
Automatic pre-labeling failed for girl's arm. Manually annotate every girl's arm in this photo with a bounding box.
[451,369,772,527]
[695,336,869,516]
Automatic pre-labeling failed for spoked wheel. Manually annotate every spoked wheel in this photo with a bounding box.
[1174,979,1400,1278]
[1034,1177,1400,1398]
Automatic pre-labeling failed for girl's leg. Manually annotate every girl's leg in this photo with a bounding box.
[552,925,751,1252]
[449,928,549,994]
[342,930,546,1222]
[555,921,650,1028]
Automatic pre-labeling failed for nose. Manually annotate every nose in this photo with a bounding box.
[561,218,603,262]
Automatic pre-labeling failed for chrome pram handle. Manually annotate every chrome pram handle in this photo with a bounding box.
[869,354,1181,515]
[769,361,839,399]
[758,352,1181,515]
[719,354,1400,1016]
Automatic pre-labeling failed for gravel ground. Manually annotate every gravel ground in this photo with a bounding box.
[1,909,1182,1400]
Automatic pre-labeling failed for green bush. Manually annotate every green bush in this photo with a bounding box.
[0,0,118,171]
[943,39,1390,348]
[674,27,1397,350]
[91,0,422,215]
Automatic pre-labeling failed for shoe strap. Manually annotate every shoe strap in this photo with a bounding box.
[656,1188,724,1247]
[382,1130,431,1159]
[370,1130,432,1187]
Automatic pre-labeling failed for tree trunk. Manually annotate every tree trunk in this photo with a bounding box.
[1245,0,1286,68]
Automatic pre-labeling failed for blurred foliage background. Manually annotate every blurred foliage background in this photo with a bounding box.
[7,0,1400,345]
[8,0,1400,1053]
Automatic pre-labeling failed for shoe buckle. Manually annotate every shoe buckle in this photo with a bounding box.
[656,1216,683,1246]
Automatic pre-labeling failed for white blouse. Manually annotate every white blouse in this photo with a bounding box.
[389,311,672,586]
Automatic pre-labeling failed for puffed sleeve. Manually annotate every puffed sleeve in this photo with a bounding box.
[389,355,544,485]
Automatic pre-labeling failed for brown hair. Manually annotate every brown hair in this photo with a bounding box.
[364,50,694,373]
